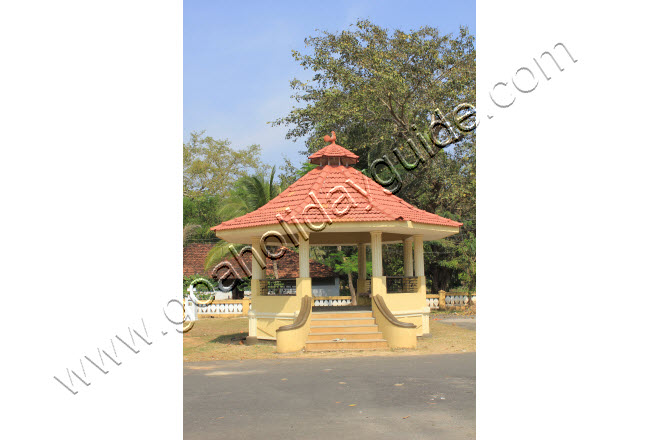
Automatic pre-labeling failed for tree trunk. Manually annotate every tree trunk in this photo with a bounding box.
[273,259,279,279]
[439,266,451,291]
[430,266,440,295]
[347,270,357,305]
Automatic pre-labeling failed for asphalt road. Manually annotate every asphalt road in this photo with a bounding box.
[435,317,476,331]
[184,353,476,440]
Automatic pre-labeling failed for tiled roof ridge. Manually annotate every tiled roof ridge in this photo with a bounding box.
[308,143,360,159]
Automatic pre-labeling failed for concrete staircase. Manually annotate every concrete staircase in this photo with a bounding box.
[305,310,388,352]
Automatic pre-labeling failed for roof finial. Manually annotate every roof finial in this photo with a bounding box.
[323,131,337,144]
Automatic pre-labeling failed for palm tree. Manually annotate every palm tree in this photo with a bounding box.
[204,166,283,272]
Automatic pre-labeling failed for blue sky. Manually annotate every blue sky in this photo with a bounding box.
[184,0,475,171]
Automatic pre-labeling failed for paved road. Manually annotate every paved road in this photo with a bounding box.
[435,316,476,331]
[184,353,475,440]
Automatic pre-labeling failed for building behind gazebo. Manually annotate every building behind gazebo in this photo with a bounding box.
[211,132,461,352]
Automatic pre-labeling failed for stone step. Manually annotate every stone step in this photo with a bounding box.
[311,311,373,319]
[307,331,383,341]
[309,317,375,326]
[305,339,389,352]
[310,325,379,333]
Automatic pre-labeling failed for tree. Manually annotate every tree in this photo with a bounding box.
[271,20,475,166]
[183,195,224,241]
[323,248,359,305]
[216,165,282,221]
[407,139,475,293]
[278,156,317,188]
[183,224,201,247]
[271,20,476,294]
[183,131,262,199]
[204,166,284,272]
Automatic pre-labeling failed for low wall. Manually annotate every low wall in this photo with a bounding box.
[312,296,352,306]
[191,293,476,319]
[196,299,251,318]
[426,292,477,309]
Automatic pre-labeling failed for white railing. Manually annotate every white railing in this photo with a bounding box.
[313,296,352,307]
[426,295,441,309]
[196,300,249,315]
[445,294,469,306]
[426,293,476,309]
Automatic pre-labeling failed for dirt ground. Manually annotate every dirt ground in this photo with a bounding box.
[183,308,476,362]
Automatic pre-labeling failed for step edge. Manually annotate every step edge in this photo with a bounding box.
[305,339,388,344]
[308,332,382,335]
[311,317,374,321]
[310,325,378,328]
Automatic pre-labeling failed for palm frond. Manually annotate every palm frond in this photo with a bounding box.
[204,241,234,272]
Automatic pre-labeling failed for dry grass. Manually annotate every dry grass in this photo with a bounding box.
[183,312,475,362]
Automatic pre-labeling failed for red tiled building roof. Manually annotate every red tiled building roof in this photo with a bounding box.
[211,133,462,232]
[183,243,215,277]
[209,250,338,280]
[183,243,338,279]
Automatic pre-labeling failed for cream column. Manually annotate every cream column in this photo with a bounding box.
[414,234,430,335]
[370,231,386,296]
[403,238,414,277]
[370,231,383,277]
[247,236,264,345]
[299,234,310,278]
[251,236,264,291]
[413,234,425,277]
[297,233,312,296]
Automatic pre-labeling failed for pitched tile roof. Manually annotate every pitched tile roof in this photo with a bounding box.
[183,243,338,279]
[211,134,462,232]
[209,249,339,280]
[183,243,215,277]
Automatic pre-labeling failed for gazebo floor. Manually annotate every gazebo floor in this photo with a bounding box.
[311,305,371,312]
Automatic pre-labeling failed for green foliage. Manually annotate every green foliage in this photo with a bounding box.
[203,166,285,271]
[271,20,475,168]
[203,241,234,272]
[217,165,282,221]
[324,249,358,276]
[278,157,318,188]
[183,131,262,199]
[183,195,223,241]
[183,274,216,300]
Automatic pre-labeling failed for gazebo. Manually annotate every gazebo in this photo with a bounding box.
[211,132,461,352]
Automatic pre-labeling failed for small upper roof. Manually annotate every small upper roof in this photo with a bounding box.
[308,132,359,165]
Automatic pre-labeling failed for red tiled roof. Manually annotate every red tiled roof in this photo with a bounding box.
[183,243,215,277]
[209,249,338,280]
[211,134,462,232]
